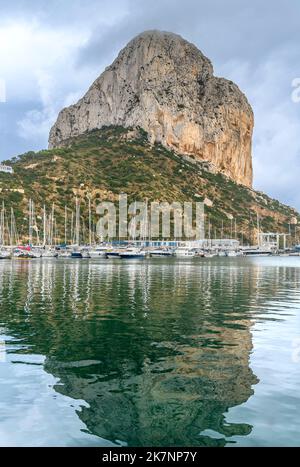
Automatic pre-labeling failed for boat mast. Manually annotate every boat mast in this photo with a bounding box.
[75,197,80,246]
[5,206,12,246]
[28,199,32,245]
[71,211,74,245]
[13,208,19,246]
[10,208,19,247]
[0,202,6,247]
[10,207,13,247]
[43,205,47,247]
[54,218,57,246]
[64,205,67,246]
[257,212,260,247]
[88,196,92,247]
[143,199,148,246]
[0,204,2,247]
[49,204,55,247]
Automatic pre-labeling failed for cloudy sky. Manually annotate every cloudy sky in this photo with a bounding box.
[0,0,300,208]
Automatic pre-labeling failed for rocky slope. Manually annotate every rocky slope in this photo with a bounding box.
[49,30,254,187]
[1,127,298,244]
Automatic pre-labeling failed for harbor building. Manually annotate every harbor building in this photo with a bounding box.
[114,239,240,250]
[0,164,14,174]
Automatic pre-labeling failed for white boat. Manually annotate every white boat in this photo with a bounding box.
[0,248,11,259]
[226,250,238,257]
[58,249,71,258]
[203,252,216,258]
[174,248,195,257]
[119,247,146,259]
[89,246,109,258]
[243,248,272,257]
[106,249,122,259]
[105,245,130,259]
[81,248,91,258]
[194,251,205,257]
[150,248,174,257]
[40,248,58,258]
[71,248,91,259]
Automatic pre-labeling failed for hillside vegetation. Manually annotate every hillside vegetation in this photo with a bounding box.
[0,126,298,244]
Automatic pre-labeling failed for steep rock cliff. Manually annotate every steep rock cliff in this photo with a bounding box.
[49,30,254,187]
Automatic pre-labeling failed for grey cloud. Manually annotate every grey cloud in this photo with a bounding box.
[77,0,300,68]
[1,0,300,209]
[0,102,46,158]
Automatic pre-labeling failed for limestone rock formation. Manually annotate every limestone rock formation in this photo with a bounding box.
[49,30,254,187]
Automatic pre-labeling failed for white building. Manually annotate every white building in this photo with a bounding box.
[184,239,240,251]
[0,164,14,174]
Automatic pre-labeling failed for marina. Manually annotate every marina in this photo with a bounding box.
[0,242,299,260]
[0,198,297,261]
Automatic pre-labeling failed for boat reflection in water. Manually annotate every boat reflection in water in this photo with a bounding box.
[0,258,299,446]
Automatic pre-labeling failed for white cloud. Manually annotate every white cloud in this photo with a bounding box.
[0,19,98,146]
[0,20,89,98]
[216,50,300,208]
[18,70,57,142]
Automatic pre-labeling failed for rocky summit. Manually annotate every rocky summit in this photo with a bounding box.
[49,30,254,187]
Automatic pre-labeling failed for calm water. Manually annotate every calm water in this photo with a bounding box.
[0,257,300,447]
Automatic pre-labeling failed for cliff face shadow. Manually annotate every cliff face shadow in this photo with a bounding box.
[0,258,293,446]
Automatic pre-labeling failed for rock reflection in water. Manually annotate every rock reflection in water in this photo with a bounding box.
[0,258,294,446]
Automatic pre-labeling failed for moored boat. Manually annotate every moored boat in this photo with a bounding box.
[71,248,91,259]
[40,248,58,258]
[119,247,146,259]
[106,250,121,259]
[174,247,196,257]
[0,248,11,259]
[13,246,40,259]
[243,248,272,257]
[89,246,109,258]
[149,248,174,257]
[225,250,239,257]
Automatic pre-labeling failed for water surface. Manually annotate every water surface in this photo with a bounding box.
[0,257,300,446]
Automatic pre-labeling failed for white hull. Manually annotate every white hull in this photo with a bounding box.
[119,248,146,259]
[150,249,174,257]
[174,249,196,257]
[89,249,108,258]
[0,250,11,259]
[40,249,58,258]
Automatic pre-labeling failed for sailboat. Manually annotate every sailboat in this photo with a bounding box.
[70,198,90,258]
[0,203,12,259]
[14,245,40,259]
[242,213,272,256]
[40,205,58,257]
[118,202,147,259]
[71,198,82,258]
[14,199,42,259]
